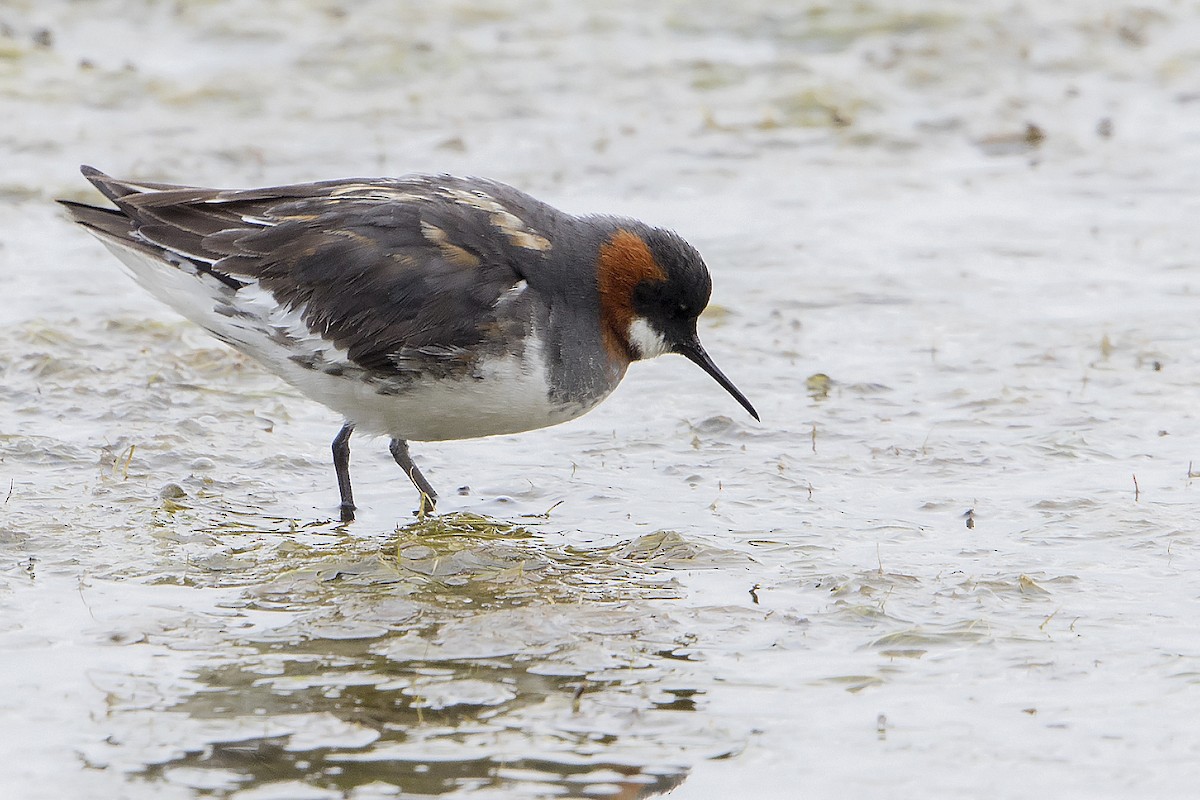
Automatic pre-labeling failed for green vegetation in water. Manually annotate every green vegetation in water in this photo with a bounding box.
[388,512,709,609]
[396,510,538,542]
[806,372,833,400]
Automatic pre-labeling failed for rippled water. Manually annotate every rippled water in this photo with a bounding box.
[3,1,1200,798]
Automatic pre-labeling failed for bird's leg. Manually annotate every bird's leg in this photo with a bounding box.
[332,423,356,522]
[389,438,438,515]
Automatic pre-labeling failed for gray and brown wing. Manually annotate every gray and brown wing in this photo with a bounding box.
[62,168,553,376]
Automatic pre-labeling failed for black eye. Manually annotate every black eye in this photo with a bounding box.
[675,303,690,318]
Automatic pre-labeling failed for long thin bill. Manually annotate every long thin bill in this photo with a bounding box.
[676,338,760,421]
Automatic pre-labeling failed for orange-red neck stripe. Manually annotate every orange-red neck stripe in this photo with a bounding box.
[596,229,667,368]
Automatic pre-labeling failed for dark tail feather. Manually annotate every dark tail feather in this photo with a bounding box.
[79,165,138,203]
[59,198,246,290]
[58,199,136,239]
[57,198,175,264]
[79,165,189,203]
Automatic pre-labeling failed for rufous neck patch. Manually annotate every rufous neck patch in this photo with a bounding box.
[596,229,668,366]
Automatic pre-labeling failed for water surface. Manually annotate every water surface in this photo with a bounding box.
[2,1,1199,798]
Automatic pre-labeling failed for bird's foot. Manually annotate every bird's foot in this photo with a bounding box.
[415,492,437,519]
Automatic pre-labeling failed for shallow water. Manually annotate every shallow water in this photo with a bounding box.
[3,1,1200,798]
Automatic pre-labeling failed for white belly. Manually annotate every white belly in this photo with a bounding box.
[282,340,598,441]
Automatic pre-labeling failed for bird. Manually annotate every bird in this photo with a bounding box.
[61,166,758,521]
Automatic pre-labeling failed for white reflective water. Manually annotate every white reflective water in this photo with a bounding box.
[2,2,1199,798]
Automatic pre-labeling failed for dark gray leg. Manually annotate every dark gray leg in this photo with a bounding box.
[389,438,437,514]
[332,423,355,522]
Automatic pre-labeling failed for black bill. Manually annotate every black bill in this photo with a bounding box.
[675,336,760,421]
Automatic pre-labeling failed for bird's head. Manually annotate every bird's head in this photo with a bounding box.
[596,225,759,421]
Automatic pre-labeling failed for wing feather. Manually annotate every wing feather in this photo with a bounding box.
[63,168,555,376]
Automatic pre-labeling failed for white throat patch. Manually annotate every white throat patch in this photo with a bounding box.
[627,317,671,360]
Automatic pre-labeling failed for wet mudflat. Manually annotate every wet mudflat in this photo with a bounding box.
[2,2,1199,798]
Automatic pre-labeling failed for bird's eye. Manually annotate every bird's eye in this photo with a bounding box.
[675,303,690,318]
